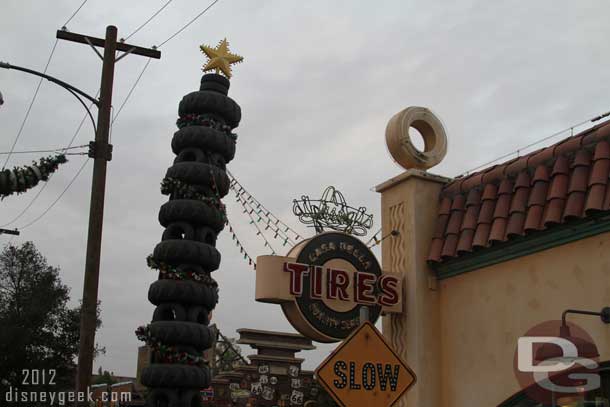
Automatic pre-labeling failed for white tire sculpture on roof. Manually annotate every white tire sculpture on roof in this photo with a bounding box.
[385,106,448,170]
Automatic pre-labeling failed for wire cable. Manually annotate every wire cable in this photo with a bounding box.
[18,158,90,230]
[62,0,90,29]
[0,145,87,155]
[2,39,59,171]
[0,90,99,228]
[112,58,152,124]
[123,0,174,42]
[157,0,220,48]
[458,110,610,177]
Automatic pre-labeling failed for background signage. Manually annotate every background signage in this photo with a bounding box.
[256,232,402,342]
[315,322,416,407]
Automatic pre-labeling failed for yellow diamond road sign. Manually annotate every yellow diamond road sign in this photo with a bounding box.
[315,321,416,407]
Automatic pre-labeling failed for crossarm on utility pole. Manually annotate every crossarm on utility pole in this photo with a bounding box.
[56,29,161,59]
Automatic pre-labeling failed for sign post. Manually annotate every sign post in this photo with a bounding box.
[315,322,416,407]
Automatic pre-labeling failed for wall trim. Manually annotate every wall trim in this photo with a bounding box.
[432,212,610,280]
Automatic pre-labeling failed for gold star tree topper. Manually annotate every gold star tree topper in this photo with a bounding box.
[199,38,243,79]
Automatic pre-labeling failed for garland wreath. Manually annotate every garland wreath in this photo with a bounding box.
[176,113,238,140]
[146,255,219,288]
[135,325,208,367]
[0,154,68,199]
[161,177,227,220]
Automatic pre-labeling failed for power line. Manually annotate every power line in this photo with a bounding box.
[2,39,59,171]
[18,158,91,230]
[157,0,221,48]
[62,0,90,28]
[123,0,174,42]
[112,58,152,124]
[0,145,87,155]
[0,91,99,228]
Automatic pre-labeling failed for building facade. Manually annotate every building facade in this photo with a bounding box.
[378,113,610,406]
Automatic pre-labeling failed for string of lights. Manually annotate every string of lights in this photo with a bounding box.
[231,185,296,247]
[227,170,302,241]
[226,219,256,271]
[239,197,277,255]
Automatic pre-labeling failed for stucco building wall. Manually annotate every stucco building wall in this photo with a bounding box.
[439,231,610,406]
[378,170,610,407]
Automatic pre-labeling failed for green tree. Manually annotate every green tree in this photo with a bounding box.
[93,367,116,385]
[0,241,103,394]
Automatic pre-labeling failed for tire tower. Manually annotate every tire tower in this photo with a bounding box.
[137,41,242,407]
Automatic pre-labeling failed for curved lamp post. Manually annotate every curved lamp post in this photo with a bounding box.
[536,307,610,362]
[534,307,610,405]
[0,61,98,133]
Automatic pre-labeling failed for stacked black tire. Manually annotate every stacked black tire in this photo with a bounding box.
[142,73,241,407]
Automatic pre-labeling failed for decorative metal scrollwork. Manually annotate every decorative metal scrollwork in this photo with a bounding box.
[292,186,373,236]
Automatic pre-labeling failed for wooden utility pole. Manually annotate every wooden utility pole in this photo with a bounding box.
[56,25,160,398]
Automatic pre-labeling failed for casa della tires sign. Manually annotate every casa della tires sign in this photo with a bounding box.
[256,231,403,342]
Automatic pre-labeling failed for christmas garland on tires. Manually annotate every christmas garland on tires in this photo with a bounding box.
[0,154,68,199]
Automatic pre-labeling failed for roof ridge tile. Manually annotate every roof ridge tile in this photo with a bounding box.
[427,119,610,265]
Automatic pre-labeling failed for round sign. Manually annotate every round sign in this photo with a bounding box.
[281,232,382,342]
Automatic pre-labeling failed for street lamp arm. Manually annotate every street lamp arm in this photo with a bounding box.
[64,86,97,135]
[562,307,610,326]
[0,61,99,107]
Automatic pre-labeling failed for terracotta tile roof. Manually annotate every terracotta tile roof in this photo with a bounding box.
[428,119,610,264]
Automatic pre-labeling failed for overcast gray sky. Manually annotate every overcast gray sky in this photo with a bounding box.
[1,0,609,376]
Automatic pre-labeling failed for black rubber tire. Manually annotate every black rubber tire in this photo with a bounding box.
[0,172,9,196]
[147,388,180,407]
[180,390,203,407]
[200,73,230,90]
[179,91,241,128]
[153,240,221,272]
[141,364,210,388]
[158,200,225,233]
[152,303,187,322]
[173,147,207,164]
[187,306,210,325]
[148,279,219,310]
[196,226,217,246]
[165,162,229,197]
[199,81,229,95]
[162,222,196,241]
[148,321,214,349]
[172,126,236,163]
